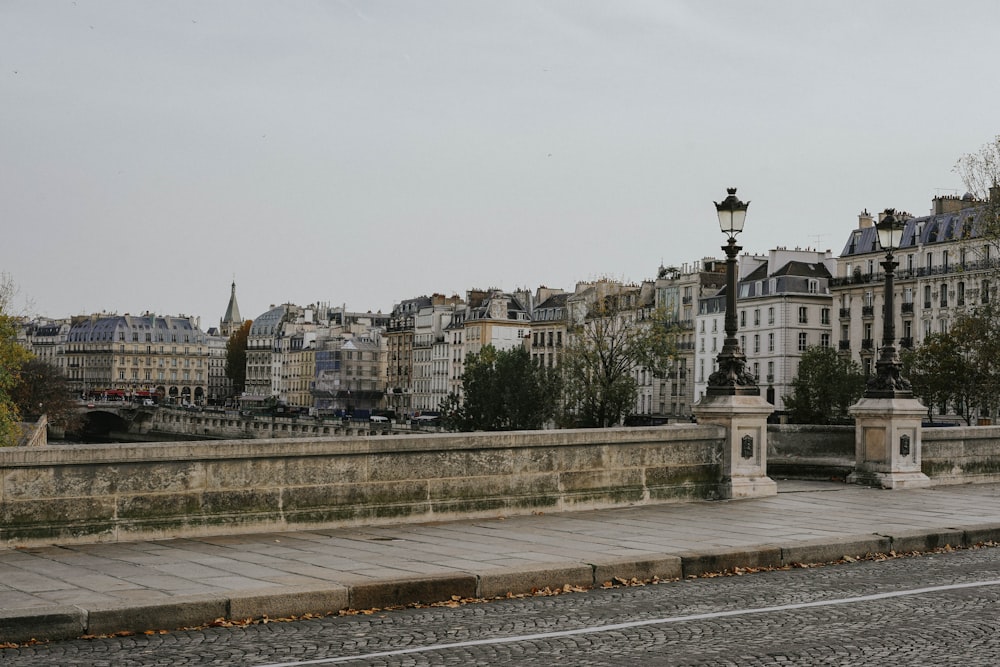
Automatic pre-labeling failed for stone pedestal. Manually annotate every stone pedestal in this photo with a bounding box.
[847,397,931,489]
[693,394,777,499]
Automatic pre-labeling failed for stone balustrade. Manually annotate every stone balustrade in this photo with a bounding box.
[0,425,724,547]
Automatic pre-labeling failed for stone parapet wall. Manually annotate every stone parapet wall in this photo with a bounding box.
[922,426,1000,484]
[0,425,724,547]
[766,424,855,480]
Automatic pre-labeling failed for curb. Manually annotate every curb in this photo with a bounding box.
[3,525,1000,645]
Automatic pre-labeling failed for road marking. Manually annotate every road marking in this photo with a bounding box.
[254,578,1000,666]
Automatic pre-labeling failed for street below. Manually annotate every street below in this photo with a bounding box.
[5,544,1000,666]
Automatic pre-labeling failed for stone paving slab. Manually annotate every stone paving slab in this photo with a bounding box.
[3,481,1000,643]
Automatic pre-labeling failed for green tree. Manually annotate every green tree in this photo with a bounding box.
[440,345,559,431]
[225,320,252,395]
[783,346,866,424]
[559,296,676,428]
[0,274,32,445]
[11,358,82,433]
[901,310,1000,424]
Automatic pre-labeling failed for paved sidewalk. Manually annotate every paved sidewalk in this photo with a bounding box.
[3,480,1000,643]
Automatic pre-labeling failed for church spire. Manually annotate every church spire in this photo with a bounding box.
[220,281,242,337]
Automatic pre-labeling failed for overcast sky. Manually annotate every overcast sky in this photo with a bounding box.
[3,1,999,326]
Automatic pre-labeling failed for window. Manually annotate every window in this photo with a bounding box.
[768,307,775,325]
[940,283,948,307]
[984,280,991,304]
[740,311,746,328]
[942,250,949,271]
[821,308,830,325]
[798,332,807,351]
[864,291,874,307]
[903,320,912,339]
[798,307,808,324]
[958,282,965,305]
[767,361,774,380]
[821,333,830,348]
[924,286,932,309]
[926,252,933,269]
[753,334,760,353]
[768,333,774,352]
[808,279,819,294]
[753,362,759,381]
[753,309,760,326]
[906,254,914,273]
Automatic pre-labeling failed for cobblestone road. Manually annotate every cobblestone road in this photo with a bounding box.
[6,545,1000,666]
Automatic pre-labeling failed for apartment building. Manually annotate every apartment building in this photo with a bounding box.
[64,313,210,404]
[695,248,836,412]
[654,260,727,418]
[833,194,997,381]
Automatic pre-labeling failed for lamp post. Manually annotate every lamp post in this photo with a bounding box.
[693,187,776,499]
[865,209,912,398]
[847,208,929,489]
[707,187,759,397]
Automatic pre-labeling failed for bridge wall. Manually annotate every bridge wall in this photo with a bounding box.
[0,425,724,547]
[922,425,1000,484]
[144,408,396,439]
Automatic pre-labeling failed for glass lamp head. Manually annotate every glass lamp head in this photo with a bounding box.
[875,209,905,252]
[715,187,749,238]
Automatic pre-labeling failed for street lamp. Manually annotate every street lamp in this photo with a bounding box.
[707,188,759,396]
[866,209,912,398]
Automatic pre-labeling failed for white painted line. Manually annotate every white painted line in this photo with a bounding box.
[253,578,1000,667]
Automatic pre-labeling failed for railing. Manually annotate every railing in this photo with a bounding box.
[862,306,875,318]
[838,340,851,350]
[839,308,851,318]
[861,338,874,350]
[901,302,914,314]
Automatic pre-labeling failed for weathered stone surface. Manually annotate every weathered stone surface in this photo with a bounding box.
[6,424,994,546]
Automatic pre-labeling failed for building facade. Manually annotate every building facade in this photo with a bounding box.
[65,313,210,404]
[833,194,998,417]
[695,248,836,413]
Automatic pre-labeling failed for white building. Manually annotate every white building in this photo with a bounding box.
[695,248,836,412]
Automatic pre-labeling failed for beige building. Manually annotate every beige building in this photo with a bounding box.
[654,261,727,418]
[833,194,997,417]
[462,289,531,358]
[65,313,209,404]
[526,287,569,370]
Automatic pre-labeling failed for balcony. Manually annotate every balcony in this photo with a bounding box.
[901,302,914,314]
[862,306,875,318]
[899,337,914,349]
[838,340,851,351]
[861,338,874,350]
[839,308,851,318]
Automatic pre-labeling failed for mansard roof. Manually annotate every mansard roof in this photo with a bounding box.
[839,205,983,258]
[68,314,206,343]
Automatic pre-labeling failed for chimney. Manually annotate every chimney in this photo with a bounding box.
[858,209,873,228]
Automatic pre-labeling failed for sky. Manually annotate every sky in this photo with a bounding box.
[3,1,1000,327]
